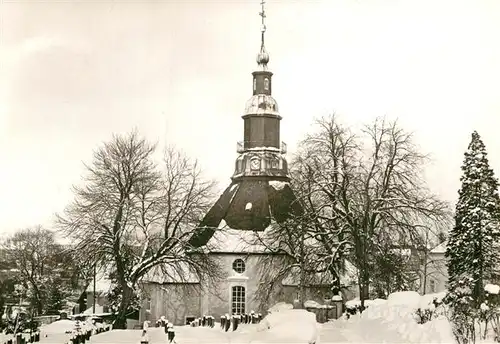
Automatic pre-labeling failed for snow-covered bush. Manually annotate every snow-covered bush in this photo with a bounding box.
[414,293,445,324]
[443,281,478,344]
[321,291,455,343]
[478,283,500,341]
[344,298,385,318]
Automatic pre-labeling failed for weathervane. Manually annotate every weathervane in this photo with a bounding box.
[257,0,270,70]
[259,0,266,46]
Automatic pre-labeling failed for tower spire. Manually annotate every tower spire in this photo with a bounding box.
[257,0,269,70]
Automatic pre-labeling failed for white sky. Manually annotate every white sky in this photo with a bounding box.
[1,0,500,235]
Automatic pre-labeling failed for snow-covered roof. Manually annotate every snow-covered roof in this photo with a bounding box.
[206,228,270,253]
[85,272,112,294]
[82,305,106,315]
[430,241,447,254]
[244,94,280,116]
[141,262,200,284]
[188,179,303,248]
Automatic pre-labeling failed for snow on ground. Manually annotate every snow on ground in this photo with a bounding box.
[0,332,32,344]
[36,318,109,343]
[345,297,386,309]
[268,302,293,313]
[256,309,318,344]
[41,319,76,334]
[90,309,317,344]
[320,291,454,343]
[6,291,460,343]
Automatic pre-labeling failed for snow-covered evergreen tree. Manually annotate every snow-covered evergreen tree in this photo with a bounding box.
[446,131,500,306]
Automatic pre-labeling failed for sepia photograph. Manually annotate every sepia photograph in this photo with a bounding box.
[1,0,499,343]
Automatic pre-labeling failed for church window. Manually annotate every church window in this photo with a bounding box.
[253,78,257,91]
[264,78,269,91]
[232,258,246,273]
[231,286,246,315]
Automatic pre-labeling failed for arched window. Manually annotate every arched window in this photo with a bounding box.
[232,258,246,273]
[264,78,269,91]
[231,286,246,315]
[253,78,257,91]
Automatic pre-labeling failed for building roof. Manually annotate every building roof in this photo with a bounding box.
[430,241,447,254]
[188,179,303,250]
[206,223,270,253]
[85,271,113,294]
[141,262,200,284]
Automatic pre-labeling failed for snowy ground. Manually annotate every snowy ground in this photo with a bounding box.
[91,310,317,344]
[2,292,468,344]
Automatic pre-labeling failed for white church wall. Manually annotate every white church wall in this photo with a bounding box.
[205,253,263,317]
[139,283,201,326]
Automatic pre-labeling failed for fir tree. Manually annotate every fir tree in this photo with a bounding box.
[45,278,67,315]
[446,131,500,306]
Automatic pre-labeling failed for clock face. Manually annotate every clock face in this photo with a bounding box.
[250,158,261,170]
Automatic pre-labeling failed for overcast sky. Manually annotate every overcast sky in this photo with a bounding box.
[1,0,500,235]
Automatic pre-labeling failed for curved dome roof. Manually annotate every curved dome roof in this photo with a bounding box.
[244,94,279,116]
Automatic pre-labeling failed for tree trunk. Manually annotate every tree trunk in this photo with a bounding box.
[114,283,134,329]
[297,223,306,309]
[358,262,370,312]
[30,283,43,316]
[298,266,306,309]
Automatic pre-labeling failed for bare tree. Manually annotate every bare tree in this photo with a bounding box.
[252,217,323,311]
[293,115,451,310]
[57,131,221,328]
[2,227,59,315]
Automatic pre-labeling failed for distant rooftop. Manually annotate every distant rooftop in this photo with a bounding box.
[430,241,447,254]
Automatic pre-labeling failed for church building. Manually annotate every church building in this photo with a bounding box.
[138,2,357,326]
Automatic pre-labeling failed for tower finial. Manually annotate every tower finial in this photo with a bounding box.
[257,0,269,70]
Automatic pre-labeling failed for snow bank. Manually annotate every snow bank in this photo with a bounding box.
[40,319,76,334]
[321,291,455,343]
[345,297,386,309]
[255,309,318,344]
[268,302,293,313]
[387,291,421,308]
[304,300,322,308]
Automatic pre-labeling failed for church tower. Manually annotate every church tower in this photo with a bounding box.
[188,0,302,248]
[232,1,288,183]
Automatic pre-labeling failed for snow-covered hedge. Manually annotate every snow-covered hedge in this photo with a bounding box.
[344,298,386,317]
[321,291,455,343]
